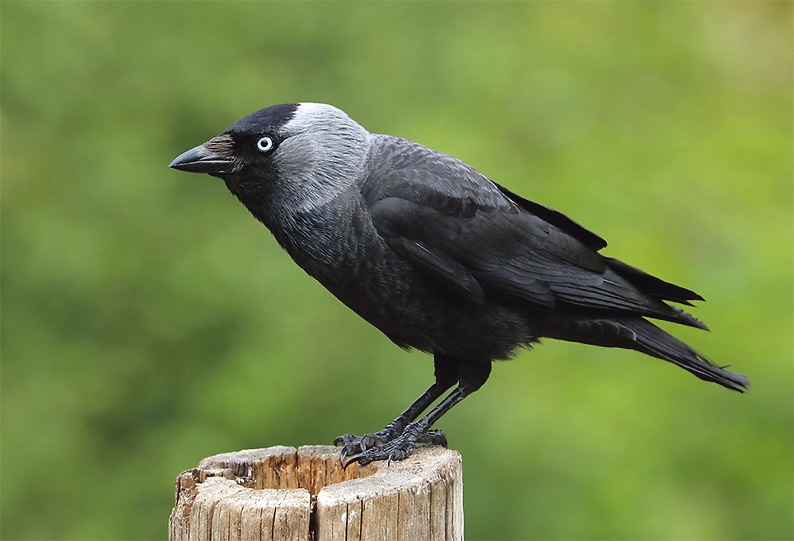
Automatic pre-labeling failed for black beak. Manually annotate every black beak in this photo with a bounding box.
[169,144,236,175]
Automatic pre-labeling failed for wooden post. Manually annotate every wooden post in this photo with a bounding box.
[169,445,463,541]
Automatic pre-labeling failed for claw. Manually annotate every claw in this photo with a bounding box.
[342,454,367,470]
[335,433,378,467]
[386,449,404,467]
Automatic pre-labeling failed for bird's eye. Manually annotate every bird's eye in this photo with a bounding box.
[256,136,275,153]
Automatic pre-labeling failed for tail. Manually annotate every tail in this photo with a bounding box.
[546,315,750,392]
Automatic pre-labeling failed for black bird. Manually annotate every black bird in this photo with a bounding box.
[170,103,749,465]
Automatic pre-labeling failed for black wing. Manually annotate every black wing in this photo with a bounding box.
[362,136,704,328]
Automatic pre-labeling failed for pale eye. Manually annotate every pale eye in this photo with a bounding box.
[256,136,274,153]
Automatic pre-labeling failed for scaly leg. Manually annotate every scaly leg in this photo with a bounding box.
[335,353,459,461]
[339,357,491,466]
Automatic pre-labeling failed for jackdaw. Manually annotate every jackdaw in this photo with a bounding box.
[170,102,749,465]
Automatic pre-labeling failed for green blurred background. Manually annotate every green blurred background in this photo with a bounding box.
[2,2,791,539]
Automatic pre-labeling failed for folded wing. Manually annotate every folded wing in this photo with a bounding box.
[364,138,704,329]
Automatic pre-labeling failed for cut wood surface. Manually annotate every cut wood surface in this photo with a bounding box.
[169,445,463,541]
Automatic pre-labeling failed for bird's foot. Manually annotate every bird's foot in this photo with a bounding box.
[334,427,396,462]
[335,424,447,467]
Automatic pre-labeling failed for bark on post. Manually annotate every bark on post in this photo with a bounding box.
[169,445,463,541]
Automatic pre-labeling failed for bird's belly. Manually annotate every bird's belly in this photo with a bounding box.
[318,258,539,361]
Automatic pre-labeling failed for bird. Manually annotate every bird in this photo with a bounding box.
[170,102,749,466]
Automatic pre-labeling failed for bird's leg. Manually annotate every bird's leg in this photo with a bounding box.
[335,354,458,460]
[334,381,451,459]
[342,359,491,466]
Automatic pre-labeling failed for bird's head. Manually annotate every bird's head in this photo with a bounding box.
[170,102,371,212]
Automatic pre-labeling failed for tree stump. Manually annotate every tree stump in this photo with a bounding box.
[169,445,463,541]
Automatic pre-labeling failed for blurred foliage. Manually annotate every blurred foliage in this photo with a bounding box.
[1,1,792,540]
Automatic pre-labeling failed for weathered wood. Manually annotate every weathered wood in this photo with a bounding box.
[169,445,463,541]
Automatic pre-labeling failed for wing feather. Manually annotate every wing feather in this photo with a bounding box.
[362,135,703,327]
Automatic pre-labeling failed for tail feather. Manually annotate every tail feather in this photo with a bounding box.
[621,318,749,392]
[546,316,750,392]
